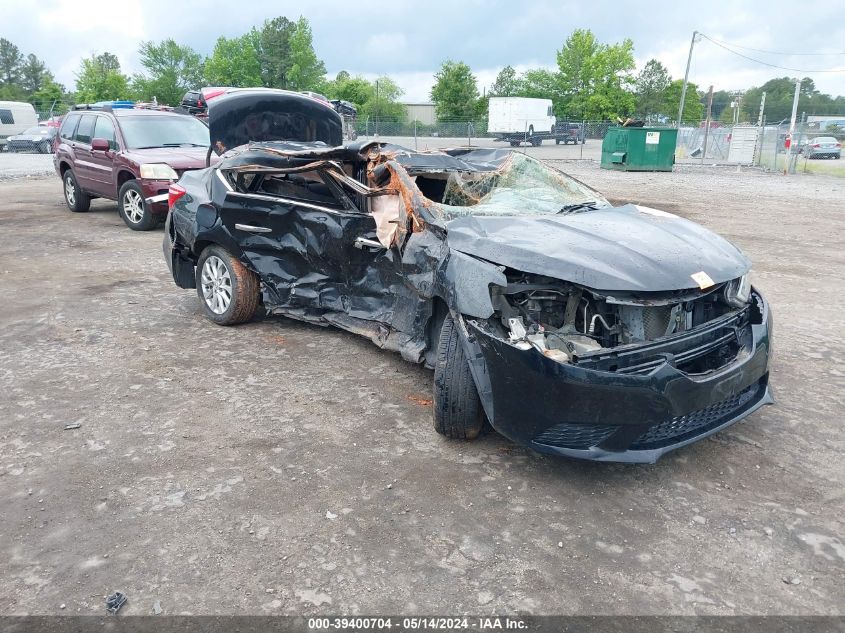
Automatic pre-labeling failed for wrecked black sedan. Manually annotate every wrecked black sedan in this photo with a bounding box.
[163,90,772,463]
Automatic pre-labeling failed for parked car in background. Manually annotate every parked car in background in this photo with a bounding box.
[554,121,586,145]
[6,125,56,153]
[0,101,38,151]
[54,104,211,230]
[180,87,229,116]
[802,136,841,159]
[163,89,773,464]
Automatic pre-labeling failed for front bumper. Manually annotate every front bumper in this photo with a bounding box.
[463,289,773,463]
[139,178,171,215]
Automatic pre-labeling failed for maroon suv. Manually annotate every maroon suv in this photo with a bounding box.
[53,107,211,230]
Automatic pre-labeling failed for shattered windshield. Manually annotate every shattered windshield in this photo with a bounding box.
[423,153,608,219]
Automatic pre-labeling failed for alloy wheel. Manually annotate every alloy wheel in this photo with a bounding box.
[65,176,75,206]
[201,256,232,315]
[123,189,145,224]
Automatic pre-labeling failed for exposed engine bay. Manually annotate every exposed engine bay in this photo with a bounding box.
[480,270,753,375]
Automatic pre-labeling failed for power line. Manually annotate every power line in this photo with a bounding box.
[702,35,845,57]
[699,33,845,73]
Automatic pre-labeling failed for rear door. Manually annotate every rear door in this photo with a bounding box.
[86,115,120,196]
[69,114,98,191]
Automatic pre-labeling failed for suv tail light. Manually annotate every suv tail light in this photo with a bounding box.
[168,183,187,208]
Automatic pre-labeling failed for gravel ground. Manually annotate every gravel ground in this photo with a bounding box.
[0,153,55,180]
[0,165,843,616]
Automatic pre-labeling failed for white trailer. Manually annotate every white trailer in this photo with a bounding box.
[0,101,38,151]
[488,97,556,146]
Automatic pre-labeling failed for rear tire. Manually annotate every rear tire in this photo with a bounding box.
[433,314,485,440]
[195,245,260,326]
[63,169,90,212]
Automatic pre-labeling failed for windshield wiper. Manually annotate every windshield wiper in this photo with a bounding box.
[160,143,208,147]
[558,202,600,214]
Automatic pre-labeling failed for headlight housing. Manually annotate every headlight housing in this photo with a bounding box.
[724,274,751,308]
[139,163,178,180]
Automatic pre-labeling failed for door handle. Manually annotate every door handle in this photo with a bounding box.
[235,223,272,233]
[354,237,385,250]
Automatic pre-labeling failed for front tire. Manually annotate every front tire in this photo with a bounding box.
[195,245,260,326]
[63,169,90,212]
[118,180,158,231]
[433,314,485,440]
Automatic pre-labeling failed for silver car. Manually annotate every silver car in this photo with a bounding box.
[804,136,841,159]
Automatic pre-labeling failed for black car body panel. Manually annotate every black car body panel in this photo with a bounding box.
[165,102,772,462]
[461,290,772,463]
[445,207,750,292]
[208,89,343,154]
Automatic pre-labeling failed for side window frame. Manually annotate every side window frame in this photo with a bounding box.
[60,114,81,141]
[74,114,96,146]
[93,115,119,150]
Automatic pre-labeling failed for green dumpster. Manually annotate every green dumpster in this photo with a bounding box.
[600,126,678,171]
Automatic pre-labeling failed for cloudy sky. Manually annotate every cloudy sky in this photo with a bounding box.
[3,0,845,101]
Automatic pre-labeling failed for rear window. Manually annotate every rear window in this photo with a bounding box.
[0,109,13,124]
[74,115,96,144]
[60,114,80,140]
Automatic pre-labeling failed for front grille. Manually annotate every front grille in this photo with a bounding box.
[534,423,620,450]
[630,382,761,450]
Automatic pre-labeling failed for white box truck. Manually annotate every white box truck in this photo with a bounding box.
[488,97,556,146]
[0,101,38,151]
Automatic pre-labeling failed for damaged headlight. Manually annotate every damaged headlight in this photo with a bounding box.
[139,163,178,180]
[724,274,751,308]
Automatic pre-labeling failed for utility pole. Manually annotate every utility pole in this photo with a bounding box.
[375,79,380,137]
[677,30,699,129]
[701,85,714,165]
[757,92,766,126]
[785,78,801,174]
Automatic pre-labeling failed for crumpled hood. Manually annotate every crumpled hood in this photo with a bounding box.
[445,204,750,292]
[124,147,211,171]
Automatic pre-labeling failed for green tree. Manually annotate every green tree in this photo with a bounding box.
[710,89,733,120]
[366,76,405,121]
[285,17,326,92]
[663,79,704,122]
[514,68,559,101]
[634,58,670,118]
[324,73,405,121]
[257,16,295,88]
[739,77,837,122]
[490,65,519,97]
[204,33,262,87]
[0,37,23,86]
[20,53,47,94]
[75,53,130,102]
[131,39,203,105]
[556,29,636,119]
[31,78,65,112]
[430,60,479,120]
[0,83,25,101]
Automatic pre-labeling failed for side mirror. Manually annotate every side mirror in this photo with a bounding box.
[91,138,110,152]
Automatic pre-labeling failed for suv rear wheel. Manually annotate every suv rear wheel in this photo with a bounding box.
[195,245,260,326]
[63,169,90,212]
[118,181,157,231]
